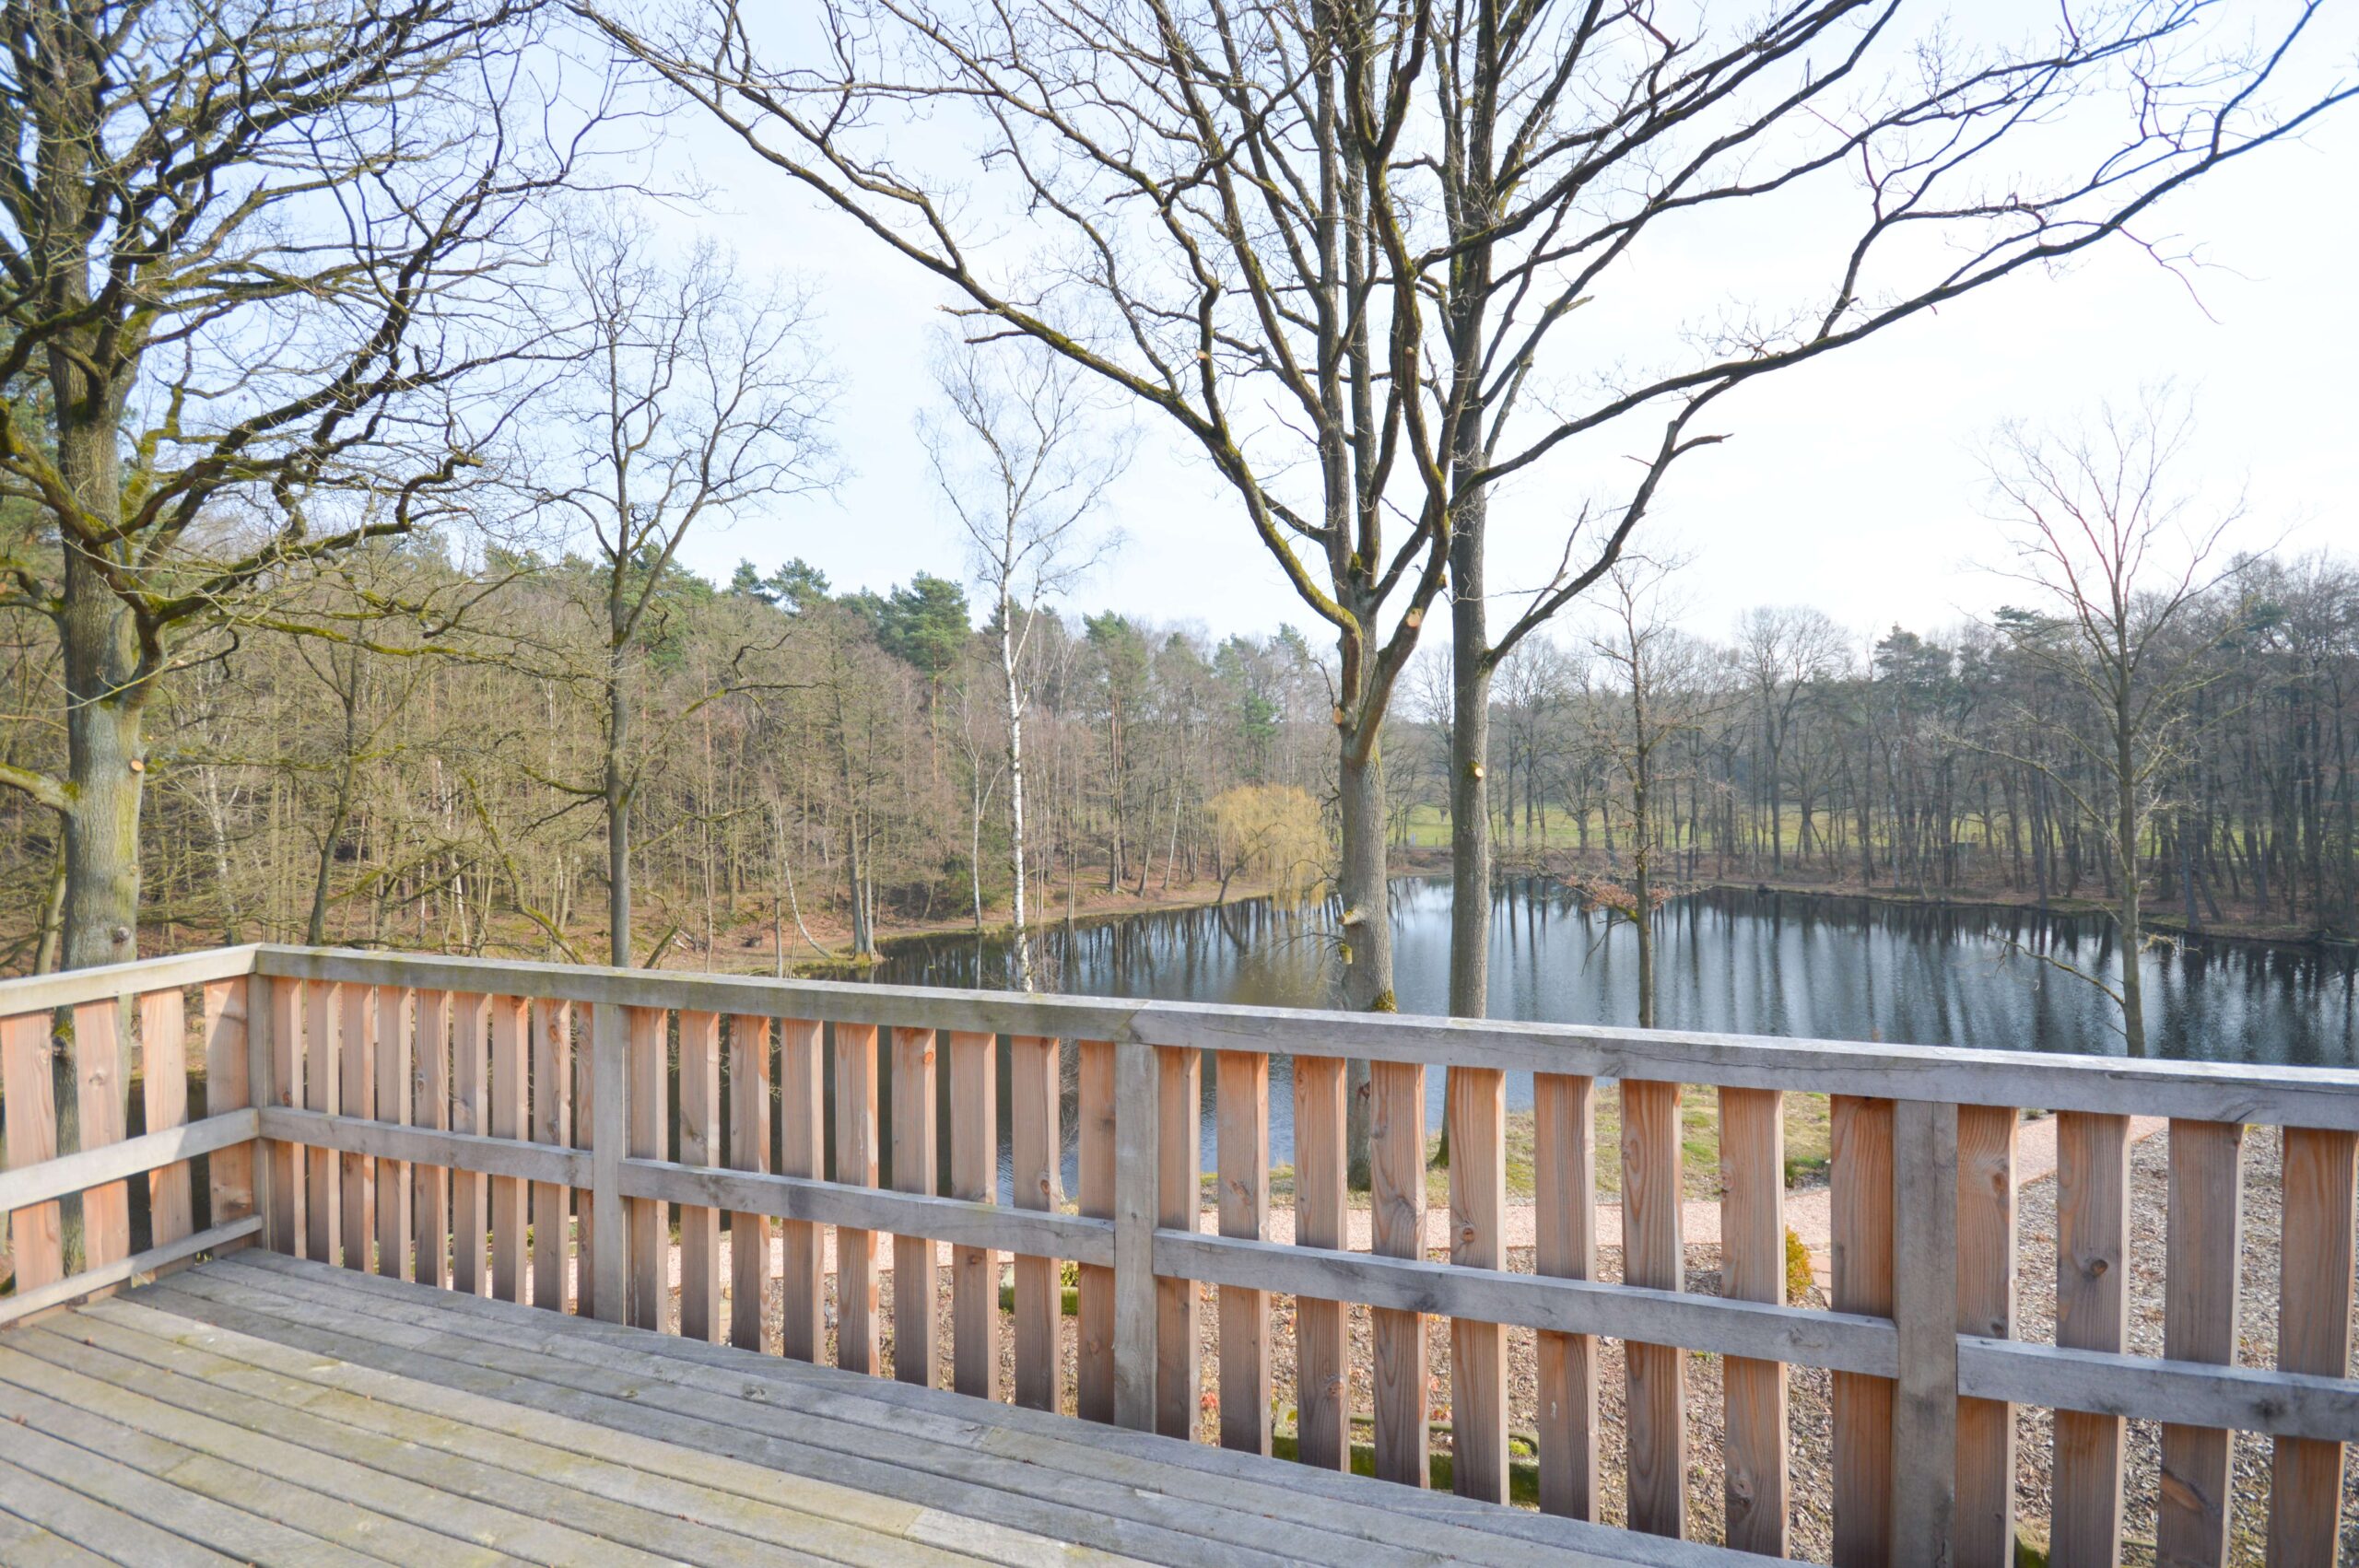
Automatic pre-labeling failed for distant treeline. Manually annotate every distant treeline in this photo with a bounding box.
[1440,552,2358,938]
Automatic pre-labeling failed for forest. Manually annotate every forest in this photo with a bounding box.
[6,530,2351,987]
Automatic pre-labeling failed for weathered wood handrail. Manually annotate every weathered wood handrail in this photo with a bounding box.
[3,944,2353,1567]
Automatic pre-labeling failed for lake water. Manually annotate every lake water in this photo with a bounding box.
[866,878,2358,1179]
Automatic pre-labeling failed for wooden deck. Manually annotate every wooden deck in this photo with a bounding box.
[0,1251,1729,1567]
[9,949,2356,1564]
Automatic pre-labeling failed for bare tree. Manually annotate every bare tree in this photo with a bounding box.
[0,0,583,973]
[921,340,1123,990]
[1982,392,2243,1055]
[1580,556,1716,1030]
[1735,608,1851,876]
[522,220,835,966]
[589,5,1464,1200]
[1417,0,2358,1019]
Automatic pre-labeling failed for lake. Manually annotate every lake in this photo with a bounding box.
[865,878,2358,1179]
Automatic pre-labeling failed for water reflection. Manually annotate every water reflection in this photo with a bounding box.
[866,878,2358,1182]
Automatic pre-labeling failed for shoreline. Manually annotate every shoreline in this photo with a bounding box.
[1690,875,2357,950]
[95,854,2353,988]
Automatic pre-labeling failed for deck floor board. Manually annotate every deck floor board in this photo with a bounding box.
[0,1373,397,1567]
[3,1253,1740,1568]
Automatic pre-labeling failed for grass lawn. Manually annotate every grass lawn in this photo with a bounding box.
[1485,1082,1830,1201]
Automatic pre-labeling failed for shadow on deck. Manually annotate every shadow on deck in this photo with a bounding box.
[0,1252,1720,1566]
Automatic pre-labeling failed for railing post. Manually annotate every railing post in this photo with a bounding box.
[590,1001,627,1324]
[246,975,286,1254]
[1112,1038,1157,1432]
[1892,1098,1959,1566]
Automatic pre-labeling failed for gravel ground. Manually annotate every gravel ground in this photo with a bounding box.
[691,1123,2353,1566]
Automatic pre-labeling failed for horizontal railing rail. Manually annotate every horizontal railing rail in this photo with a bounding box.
[2,944,2353,1568]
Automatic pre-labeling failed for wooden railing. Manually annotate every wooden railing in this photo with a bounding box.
[2,944,2353,1567]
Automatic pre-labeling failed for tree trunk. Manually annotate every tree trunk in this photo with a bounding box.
[1337,728,1393,1189]
[1004,635,1036,990]
[53,345,140,1275]
[307,679,364,946]
[1632,677,1655,1030]
[58,523,144,973]
[604,637,632,968]
[2116,691,2146,1056]
[1448,479,1493,1021]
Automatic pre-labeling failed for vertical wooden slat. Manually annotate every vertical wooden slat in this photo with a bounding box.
[948,1029,999,1399]
[1535,1071,1598,1519]
[1076,1037,1115,1422]
[1954,1103,2018,1568]
[451,993,488,1294]
[1155,1045,1202,1441]
[411,989,451,1291]
[778,1018,824,1362]
[1293,1053,1347,1471]
[1719,1085,1787,1555]
[303,980,337,1267]
[2052,1110,2130,1568]
[73,1000,131,1289]
[893,1025,941,1387]
[1891,1099,1959,1563]
[268,979,301,1256]
[678,1009,722,1341]
[2157,1117,2242,1568]
[2266,1125,2355,1566]
[1622,1077,1686,1539]
[531,999,571,1311]
[1369,1058,1427,1488]
[336,984,374,1271]
[588,1001,627,1324]
[201,979,254,1233]
[488,995,529,1303]
[1112,1039,1157,1433]
[1215,1048,1270,1457]
[835,1021,881,1375]
[1832,1094,1895,1568]
[1009,1032,1062,1412]
[1448,1064,1508,1503]
[2,1012,63,1296]
[626,1005,666,1331]
[572,1000,595,1318]
[729,1013,771,1352]
[138,989,193,1256]
[373,988,412,1281]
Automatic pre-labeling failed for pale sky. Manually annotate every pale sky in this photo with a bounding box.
[639,13,2359,657]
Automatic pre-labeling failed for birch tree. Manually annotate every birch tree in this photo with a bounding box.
[921,340,1123,989]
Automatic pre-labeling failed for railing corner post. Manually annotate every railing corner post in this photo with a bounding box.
[245,973,278,1251]
[1112,1038,1158,1432]
[1893,1097,1960,1567]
